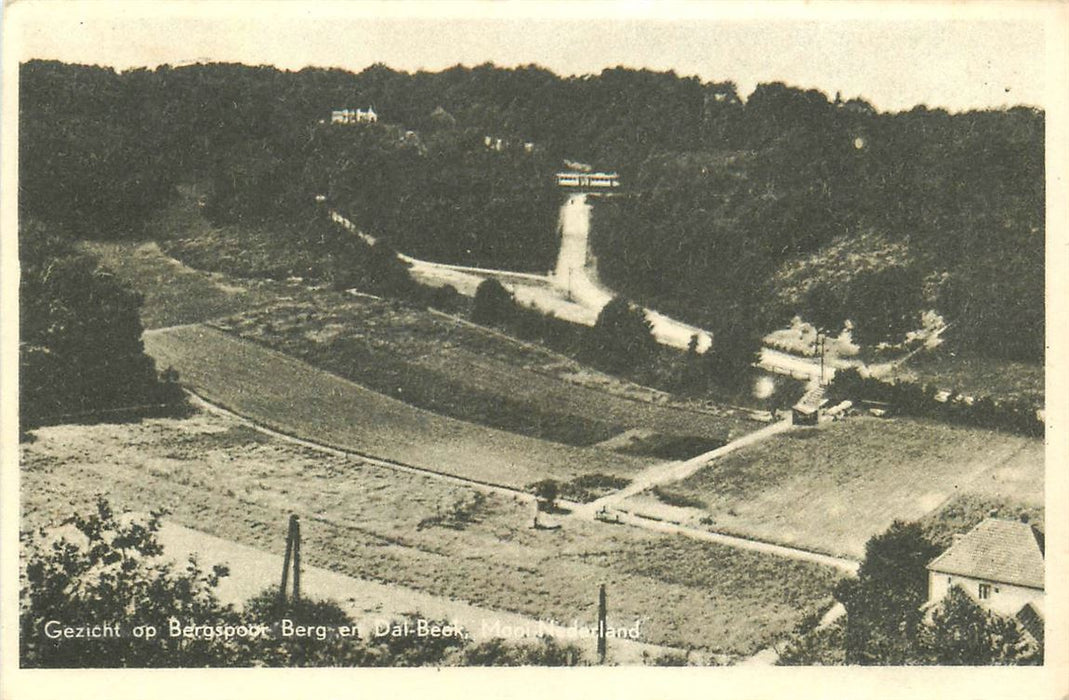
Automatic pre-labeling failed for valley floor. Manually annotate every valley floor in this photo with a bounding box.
[21,410,840,661]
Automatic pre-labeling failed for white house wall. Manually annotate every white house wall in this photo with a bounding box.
[929,572,1043,617]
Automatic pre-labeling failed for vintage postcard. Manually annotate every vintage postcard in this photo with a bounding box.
[1,1,1066,698]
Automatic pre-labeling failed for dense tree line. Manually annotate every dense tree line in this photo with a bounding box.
[592,91,1043,363]
[20,60,1044,366]
[827,367,1043,437]
[19,220,184,427]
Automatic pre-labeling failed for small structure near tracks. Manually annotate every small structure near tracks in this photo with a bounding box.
[792,386,828,426]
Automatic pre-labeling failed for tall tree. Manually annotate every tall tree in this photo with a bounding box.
[582,296,657,373]
[834,521,940,664]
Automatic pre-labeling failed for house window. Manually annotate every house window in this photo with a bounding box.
[978,583,991,600]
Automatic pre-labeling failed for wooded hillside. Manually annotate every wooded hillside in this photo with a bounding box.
[20,60,1044,363]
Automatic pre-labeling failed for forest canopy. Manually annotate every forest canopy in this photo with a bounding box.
[19,60,1044,363]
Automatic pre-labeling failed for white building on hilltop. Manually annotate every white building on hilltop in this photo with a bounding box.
[927,518,1044,619]
[555,171,620,188]
[331,107,378,125]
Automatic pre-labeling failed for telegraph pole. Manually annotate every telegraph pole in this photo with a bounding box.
[279,514,302,604]
[597,583,607,664]
[814,331,827,386]
[292,515,301,601]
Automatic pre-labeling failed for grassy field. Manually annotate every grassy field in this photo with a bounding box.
[84,239,316,330]
[212,297,758,451]
[144,324,659,488]
[639,416,1043,559]
[82,192,328,330]
[20,411,841,659]
[86,204,758,458]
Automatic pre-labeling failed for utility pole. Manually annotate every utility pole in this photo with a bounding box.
[292,515,301,602]
[279,514,302,604]
[597,583,607,664]
[814,331,827,386]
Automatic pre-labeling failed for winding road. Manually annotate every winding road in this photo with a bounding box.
[332,196,836,381]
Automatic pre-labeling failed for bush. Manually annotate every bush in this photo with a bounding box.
[426,284,462,312]
[827,367,1042,437]
[529,479,561,510]
[921,587,1041,665]
[650,487,707,510]
[20,222,185,427]
[553,473,632,503]
[834,521,940,665]
[472,278,515,326]
[238,589,372,667]
[776,617,848,666]
[20,498,240,668]
[582,296,657,374]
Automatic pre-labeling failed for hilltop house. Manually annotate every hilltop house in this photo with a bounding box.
[926,518,1045,623]
[331,107,377,125]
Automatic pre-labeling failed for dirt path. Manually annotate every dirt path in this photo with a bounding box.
[580,418,795,512]
[330,203,715,352]
[552,193,715,352]
[185,386,857,574]
[599,511,858,574]
[154,521,684,664]
[331,202,842,373]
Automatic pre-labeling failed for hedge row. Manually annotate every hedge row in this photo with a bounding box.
[827,368,1042,438]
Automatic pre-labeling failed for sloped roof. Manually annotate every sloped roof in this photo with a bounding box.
[1016,602,1044,644]
[928,518,1045,590]
[793,387,827,413]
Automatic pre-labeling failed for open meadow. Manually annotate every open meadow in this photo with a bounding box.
[144,325,659,488]
[89,224,759,459]
[630,416,1044,559]
[82,206,322,331]
[20,410,841,659]
[212,297,757,450]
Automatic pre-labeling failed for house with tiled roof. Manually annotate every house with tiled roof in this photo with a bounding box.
[927,518,1045,619]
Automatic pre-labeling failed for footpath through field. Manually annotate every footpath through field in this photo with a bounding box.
[573,418,860,574]
[580,418,795,512]
[187,386,858,574]
[153,332,858,574]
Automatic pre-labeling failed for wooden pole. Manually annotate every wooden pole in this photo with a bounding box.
[292,515,302,602]
[279,515,296,604]
[597,583,607,664]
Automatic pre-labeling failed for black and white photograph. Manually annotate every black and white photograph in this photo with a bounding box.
[1,1,1066,697]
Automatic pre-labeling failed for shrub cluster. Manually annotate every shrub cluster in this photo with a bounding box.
[20,221,187,428]
[20,499,588,668]
[827,368,1042,437]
